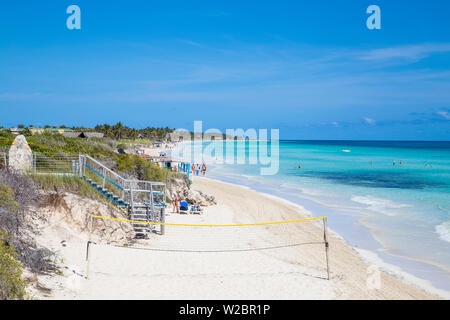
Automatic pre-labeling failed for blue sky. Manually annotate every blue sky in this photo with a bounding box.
[1,1,449,139]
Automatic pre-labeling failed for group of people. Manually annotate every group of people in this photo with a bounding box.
[191,163,207,176]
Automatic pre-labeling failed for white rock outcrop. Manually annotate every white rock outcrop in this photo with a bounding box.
[8,135,33,173]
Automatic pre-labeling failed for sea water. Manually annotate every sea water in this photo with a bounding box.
[174,140,450,292]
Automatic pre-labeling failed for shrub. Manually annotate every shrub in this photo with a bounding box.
[0,185,18,213]
[116,155,169,182]
[0,174,56,275]
[29,174,103,200]
[0,231,27,300]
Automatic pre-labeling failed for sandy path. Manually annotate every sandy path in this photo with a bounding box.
[35,177,442,299]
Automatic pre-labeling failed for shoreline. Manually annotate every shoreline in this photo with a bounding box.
[194,176,449,299]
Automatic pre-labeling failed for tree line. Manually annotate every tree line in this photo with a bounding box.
[94,122,174,140]
[4,122,175,141]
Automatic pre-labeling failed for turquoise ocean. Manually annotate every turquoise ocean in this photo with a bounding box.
[173,140,450,292]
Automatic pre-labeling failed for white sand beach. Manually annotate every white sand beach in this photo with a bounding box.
[29,176,444,300]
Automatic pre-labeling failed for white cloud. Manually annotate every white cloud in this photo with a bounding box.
[436,111,450,120]
[364,117,376,125]
[360,43,450,62]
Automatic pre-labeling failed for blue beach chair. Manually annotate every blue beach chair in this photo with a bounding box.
[179,201,189,214]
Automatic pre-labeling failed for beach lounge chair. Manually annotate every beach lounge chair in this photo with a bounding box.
[179,201,189,214]
[190,204,203,215]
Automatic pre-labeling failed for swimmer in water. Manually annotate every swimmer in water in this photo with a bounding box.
[393,161,396,166]
[298,163,301,169]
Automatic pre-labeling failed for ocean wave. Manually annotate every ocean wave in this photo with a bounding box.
[435,221,450,243]
[279,182,325,196]
[351,195,412,216]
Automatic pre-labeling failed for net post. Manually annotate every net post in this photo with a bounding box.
[86,214,93,279]
[323,217,330,280]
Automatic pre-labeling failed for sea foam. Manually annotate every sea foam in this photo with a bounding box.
[435,221,450,243]
[351,195,411,216]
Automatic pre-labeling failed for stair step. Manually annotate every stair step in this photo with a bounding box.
[133,210,150,214]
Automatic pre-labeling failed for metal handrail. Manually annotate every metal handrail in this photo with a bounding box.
[79,153,166,206]
[83,154,125,182]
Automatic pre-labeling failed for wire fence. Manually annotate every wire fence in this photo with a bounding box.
[32,153,79,175]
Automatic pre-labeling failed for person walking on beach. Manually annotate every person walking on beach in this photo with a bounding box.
[172,193,180,213]
[196,163,200,176]
[201,163,207,176]
[191,164,195,176]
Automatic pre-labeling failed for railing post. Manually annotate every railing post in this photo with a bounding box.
[130,182,134,212]
[32,153,36,174]
[150,183,153,207]
[160,207,165,235]
[121,179,125,201]
[83,155,86,177]
[102,167,106,189]
[78,154,82,177]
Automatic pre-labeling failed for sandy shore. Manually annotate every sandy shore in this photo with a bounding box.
[31,177,444,299]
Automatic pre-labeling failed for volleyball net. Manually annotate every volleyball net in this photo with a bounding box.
[86,214,330,280]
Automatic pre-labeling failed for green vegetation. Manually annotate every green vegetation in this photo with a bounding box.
[26,132,117,158]
[29,174,104,200]
[0,185,18,213]
[0,231,27,300]
[1,122,187,193]
[94,122,173,140]
[0,185,26,300]
[0,122,174,159]
[0,130,14,150]
[116,154,184,183]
